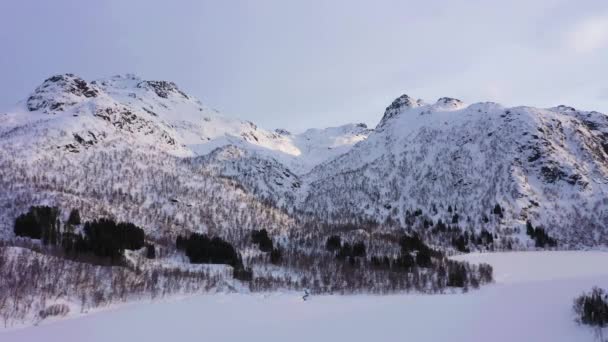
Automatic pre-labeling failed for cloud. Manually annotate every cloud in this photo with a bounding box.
[565,14,608,53]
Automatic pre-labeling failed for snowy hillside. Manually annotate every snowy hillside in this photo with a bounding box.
[302,95,608,247]
[2,75,608,247]
[2,75,608,248]
[0,74,370,173]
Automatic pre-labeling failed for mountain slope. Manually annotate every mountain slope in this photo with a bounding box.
[1,73,370,173]
[301,95,608,246]
[2,75,608,247]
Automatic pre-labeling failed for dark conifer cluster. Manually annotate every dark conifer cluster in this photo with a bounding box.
[176,233,241,266]
[176,232,254,280]
[62,218,145,263]
[15,206,148,264]
[14,206,60,243]
[251,229,273,252]
[526,221,557,248]
[251,229,282,264]
[574,287,608,328]
[325,235,367,262]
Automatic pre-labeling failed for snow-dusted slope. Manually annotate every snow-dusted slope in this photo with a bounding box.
[99,73,371,174]
[302,95,608,246]
[2,74,608,247]
[0,73,369,239]
[0,73,370,173]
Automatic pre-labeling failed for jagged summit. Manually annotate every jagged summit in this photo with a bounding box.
[26,74,100,113]
[378,94,425,127]
[434,97,465,110]
[274,128,291,136]
[94,74,191,100]
[4,73,372,174]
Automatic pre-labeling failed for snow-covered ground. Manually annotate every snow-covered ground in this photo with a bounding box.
[3,251,607,342]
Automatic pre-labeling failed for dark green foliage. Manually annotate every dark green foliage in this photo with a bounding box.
[334,240,366,260]
[526,220,535,236]
[336,242,352,260]
[61,232,88,256]
[371,255,391,269]
[533,228,556,248]
[67,209,81,225]
[493,204,503,218]
[415,247,432,268]
[478,263,493,283]
[447,261,467,287]
[399,233,438,267]
[146,243,156,259]
[233,267,253,282]
[478,229,494,246]
[399,234,427,253]
[434,219,447,232]
[451,213,459,224]
[526,221,557,248]
[452,234,469,253]
[14,206,60,241]
[352,241,366,257]
[270,246,282,264]
[574,287,608,328]
[325,235,341,252]
[83,219,145,261]
[394,253,416,270]
[58,218,146,264]
[371,253,416,272]
[177,233,241,267]
[251,229,273,252]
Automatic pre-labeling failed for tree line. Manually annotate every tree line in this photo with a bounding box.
[15,206,146,265]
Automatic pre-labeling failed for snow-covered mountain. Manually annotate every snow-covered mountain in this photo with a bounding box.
[302,95,608,246]
[2,74,608,247]
[0,73,369,241]
[0,73,370,173]
[3,72,608,330]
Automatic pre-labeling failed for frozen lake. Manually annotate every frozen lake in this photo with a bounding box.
[3,251,608,342]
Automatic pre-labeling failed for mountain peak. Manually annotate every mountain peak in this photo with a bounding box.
[27,73,100,113]
[136,80,189,99]
[434,97,464,110]
[275,128,291,136]
[378,94,425,128]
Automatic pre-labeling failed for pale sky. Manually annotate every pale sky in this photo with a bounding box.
[1,0,607,132]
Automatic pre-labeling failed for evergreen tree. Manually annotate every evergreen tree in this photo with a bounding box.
[493,204,503,218]
[67,209,81,225]
[325,235,342,252]
[574,287,608,328]
[251,229,273,252]
[146,243,156,259]
[352,241,366,257]
[270,247,282,264]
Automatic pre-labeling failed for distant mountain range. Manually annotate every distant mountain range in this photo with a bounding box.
[2,73,608,247]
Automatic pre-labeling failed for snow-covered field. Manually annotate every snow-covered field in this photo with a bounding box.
[3,251,607,342]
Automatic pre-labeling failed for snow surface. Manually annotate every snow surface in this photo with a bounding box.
[3,251,607,342]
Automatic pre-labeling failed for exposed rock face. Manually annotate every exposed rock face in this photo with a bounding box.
[378,94,425,128]
[435,97,464,109]
[137,80,189,99]
[27,74,100,112]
